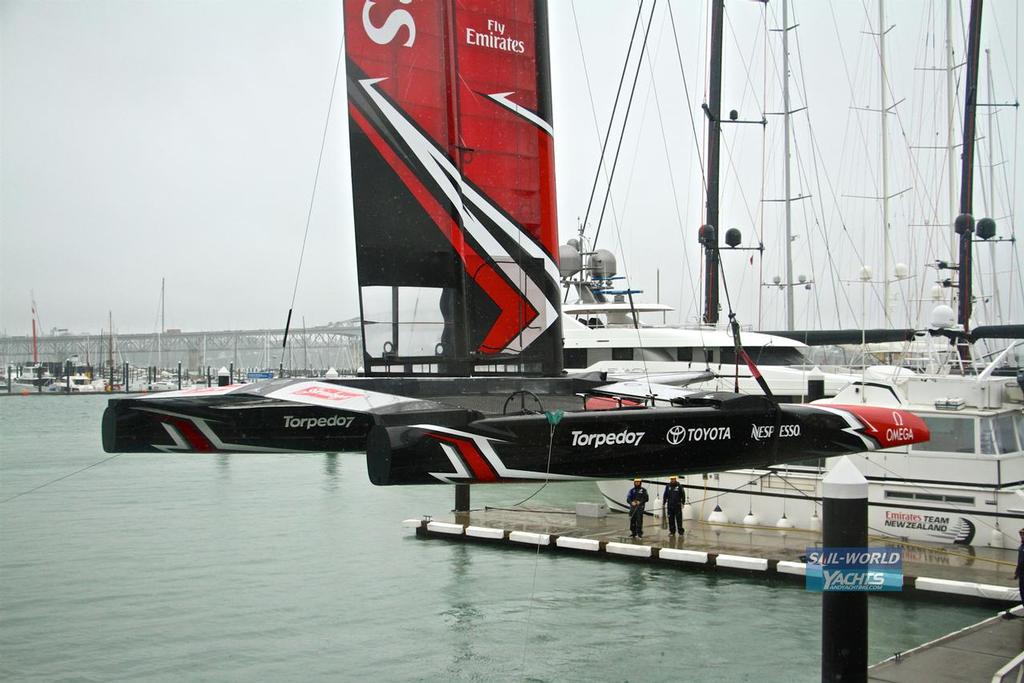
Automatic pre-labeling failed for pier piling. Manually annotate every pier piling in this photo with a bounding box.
[821,457,869,682]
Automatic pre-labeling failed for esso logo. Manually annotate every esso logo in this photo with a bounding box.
[363,0,416,47]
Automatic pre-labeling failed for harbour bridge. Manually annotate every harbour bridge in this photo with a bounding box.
[0,320,363,374]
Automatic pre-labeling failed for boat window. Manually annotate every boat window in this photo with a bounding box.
[993,414,1020,454]
[979,416,1018,455]
[752,347,808,366]
[1017,414,1024,453]
[678,348,709,363]
[980,419,996,455]
[638,348,676,362]
[884,490,975,505]
[913,415,975,453]
[562,348,588,369]
[612,348,634,361]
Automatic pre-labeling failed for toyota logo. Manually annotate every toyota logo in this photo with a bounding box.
[666,426,686,445]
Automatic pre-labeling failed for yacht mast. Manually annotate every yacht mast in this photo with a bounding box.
[985,49,1002,323]
[782,0,794,331]
[876,0,893,325]
[945,0,958,271]
[956,0,984,362]
[702,0,724,325]
[158,277,164,371]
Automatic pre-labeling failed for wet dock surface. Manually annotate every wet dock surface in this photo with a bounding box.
[411,505,1020,605]
[868,608,1024,682]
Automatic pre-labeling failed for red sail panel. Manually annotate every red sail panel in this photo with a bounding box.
[452,1,557,254]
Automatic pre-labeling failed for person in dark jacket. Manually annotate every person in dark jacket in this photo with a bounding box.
[663,475,685,536]
[626,478,649,538]
[1012,528,1024,617]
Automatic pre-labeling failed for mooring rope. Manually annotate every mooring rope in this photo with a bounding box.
[1,453,123,504]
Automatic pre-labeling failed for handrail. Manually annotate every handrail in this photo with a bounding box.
[990,648,1024,683]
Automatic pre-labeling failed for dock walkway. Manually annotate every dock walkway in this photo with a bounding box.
[868,608,1024,682]
[406,506,1020,606]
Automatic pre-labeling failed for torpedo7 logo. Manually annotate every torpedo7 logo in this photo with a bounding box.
[571,430,645,449]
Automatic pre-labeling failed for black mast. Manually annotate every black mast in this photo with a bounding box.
[956,0,984,362]
[701,0,725,325]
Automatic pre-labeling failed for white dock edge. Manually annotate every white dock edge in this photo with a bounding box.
[606,542,652,558]
[426,521,464,535]
[716,554,769,571]
[975,583,1020,602]
[556,536,600,552]
[659,548,708,564]
[509,531,550,546]
[401,519,424,529]
[914,577,979,597]
[465,526,504,540]
[916,577,1018,602]
[776,561,807,576]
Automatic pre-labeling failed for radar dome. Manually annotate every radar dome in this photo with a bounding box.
[558,244,582,277]
[930,304,955,329]
[589,249,617,279]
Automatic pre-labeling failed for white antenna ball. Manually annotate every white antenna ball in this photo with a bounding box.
[859,265,873,281]
[772,275,782,285]
[894,263,909,279]
[930,304,955,329]
[930,285,944,301]
[798,274,807,284]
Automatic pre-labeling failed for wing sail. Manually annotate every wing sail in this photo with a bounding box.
[345,0,562,376]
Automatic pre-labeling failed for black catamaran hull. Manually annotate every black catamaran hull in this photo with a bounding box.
[102,381,929,485]
[366,396,929,484]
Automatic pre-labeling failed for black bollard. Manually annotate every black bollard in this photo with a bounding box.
[206,366,211,387]
[66,360,72,394]
[177,361,182,390]
[821,457,868,682]
[229,362,234,385]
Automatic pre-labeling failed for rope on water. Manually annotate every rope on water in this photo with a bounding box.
[1,453,123,504]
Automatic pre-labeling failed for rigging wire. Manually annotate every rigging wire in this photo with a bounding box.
[591,1,659,249]
[517,416,560,679]
[280,28,347,360]
[667,2,710,320]
[646,9,699,312]
[578,1,646,244]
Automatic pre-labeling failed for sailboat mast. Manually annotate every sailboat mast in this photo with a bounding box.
[702,0,725,325]
[108,310,114,371]
[879,0,891,325]
[159,277,164,370]
[782,0,794,331]
[956,0,984,352]
[985,49,1002,323]
[945,0,958,271]
[30,295,39,364]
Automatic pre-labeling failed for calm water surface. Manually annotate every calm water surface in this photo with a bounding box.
[1,396,995,681]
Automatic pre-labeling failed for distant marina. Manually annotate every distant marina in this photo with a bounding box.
[0,321,363,393]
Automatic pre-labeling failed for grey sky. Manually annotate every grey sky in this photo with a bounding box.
[2,1,1021,338]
